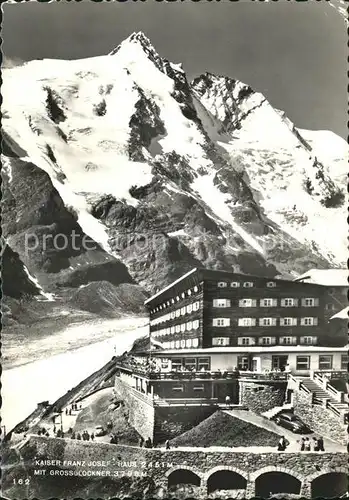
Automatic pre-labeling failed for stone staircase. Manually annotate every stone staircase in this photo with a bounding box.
[299,377,348,415]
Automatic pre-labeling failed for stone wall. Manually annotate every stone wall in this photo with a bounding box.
[114,378,155,441]
[22,435,347,499]
[239,381,287,414]
[292,390,346,444]
[154,406,215,443]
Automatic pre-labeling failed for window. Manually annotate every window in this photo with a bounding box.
[238,318,256,327]
[341,355,348,370]
[301,298,319,307]
[300,317,318,326]
[186,304,193,314]
[239,298,257,307]
[171,299,175,304]
[266,281,277,288]
[186,321,193,331]
[193,384,205,392]
[217,282,227,288]
[212,318,230,327]
[212,337,230,346]
[193,320,200,330]
[319,355,333,370]
[184,358,197,370]
[197,357,210,371]
[170,311,176,319]
[280,336,294,345]
[172,385,184,392]
[259,318,277,326]
[260,298,277,307]
[213,298,231,308]
[192,338,199,347]
[170,326,175,334]
[325,303,335,310]
[238,356,249,370]
[193,301,200,311]
[186,339,192,348]
[301,336,316,345]
[180,307,186,316]
[238,337,254,346]
[175,309,180,318]
[180,324,186,333]
[176,296,180,302]
[181,292,185,299]
[231,282,240,288]
[193,285,198,292]
[187,289,192,296]
[243,282,254,288]
[175,324,180,333]
[170,341,175,349]
[175,340,180,348]
[180,339,186,348]
[259,337,275,345]
[281,298,298,307]
[296,356,310,370]
[280,317,297,326]
[172,358,183,370]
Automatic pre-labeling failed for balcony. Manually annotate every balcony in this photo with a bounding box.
[238,371,289,381]
[148,370,238,381]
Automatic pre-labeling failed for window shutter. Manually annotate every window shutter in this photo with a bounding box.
[272,299,277,307]
[294,298,299,306]
[237,338,243,345]
[251,318,256,326]
[313,317,318,326]
[301,298,306,307]
[314,298,319,307]
[271,337,276,344]
[280,318,284,326]
[252,299,257,307]
[281,299,285,306]
[292,318,297,326]
[239,299,244,307]
[227,299,231,307]
[272,318,277,326]
[300,318,306,326]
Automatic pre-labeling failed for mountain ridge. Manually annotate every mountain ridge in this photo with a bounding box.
[2,32,347,324]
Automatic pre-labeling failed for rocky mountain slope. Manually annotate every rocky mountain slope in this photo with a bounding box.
[2,32,347,324]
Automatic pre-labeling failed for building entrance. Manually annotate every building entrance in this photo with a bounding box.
[272,355,288,371]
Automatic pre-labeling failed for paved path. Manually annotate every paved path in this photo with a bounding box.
[223,409,345,453]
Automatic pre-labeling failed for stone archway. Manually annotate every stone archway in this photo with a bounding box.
[166,466,202,496]
[205,466,248,497]
[309,470,348,499]
[252,467,302,498]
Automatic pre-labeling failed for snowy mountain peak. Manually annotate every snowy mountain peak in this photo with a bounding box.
[2,32,347,318]
[109,31,164,73]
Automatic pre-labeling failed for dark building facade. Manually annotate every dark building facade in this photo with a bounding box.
[145,268,347,352]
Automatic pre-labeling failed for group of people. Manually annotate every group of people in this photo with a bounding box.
[139,437,153,448]
[37,427,50,437]
[71,430,95,441]
[299,437,325,452]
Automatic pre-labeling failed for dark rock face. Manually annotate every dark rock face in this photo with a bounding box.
[2,245,40,299]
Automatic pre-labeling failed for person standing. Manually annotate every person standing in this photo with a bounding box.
[165,439,170,450]
[277,436,288,451]
[317,436,325,451]
[313,437,319,451]
[304,437,311,451]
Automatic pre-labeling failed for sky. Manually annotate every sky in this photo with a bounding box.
[2,0,347,138]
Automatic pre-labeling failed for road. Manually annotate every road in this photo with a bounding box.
[1,317,148,432]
